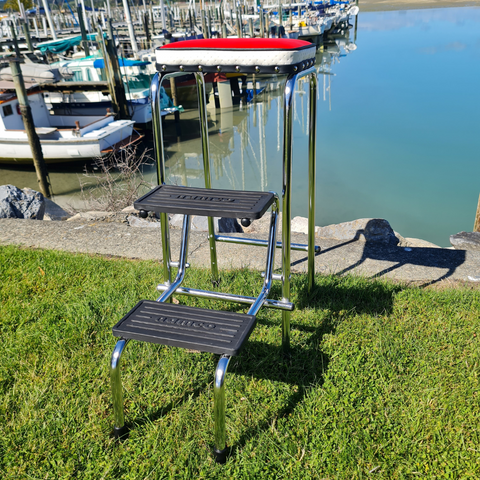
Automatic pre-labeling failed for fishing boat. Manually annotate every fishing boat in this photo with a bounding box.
[49,55,156,124]
[0,82,141,164]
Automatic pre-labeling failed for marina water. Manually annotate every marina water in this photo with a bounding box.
[1,7,479,247]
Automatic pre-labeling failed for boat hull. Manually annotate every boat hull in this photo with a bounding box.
[0,122,139,165]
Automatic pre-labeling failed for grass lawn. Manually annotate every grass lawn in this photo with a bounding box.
[1,244,479,479]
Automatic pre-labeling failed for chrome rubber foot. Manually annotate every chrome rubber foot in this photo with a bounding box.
[114,425,129,441]
[214,447,228,464]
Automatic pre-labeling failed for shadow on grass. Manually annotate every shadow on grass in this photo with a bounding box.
[124,380,211,433]
[117,273,402,457]
[221,276,401,455]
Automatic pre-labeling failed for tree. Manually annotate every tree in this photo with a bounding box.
[4,0,34,11]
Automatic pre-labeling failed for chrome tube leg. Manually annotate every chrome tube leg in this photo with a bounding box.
[214,354,231,463]
[156,214,192,302]
[194,72,219,284]
[110,338,130,439]
[151,72,172,285]
[281,74,298,351]
[308,72,318,292]
[248,195,279,316]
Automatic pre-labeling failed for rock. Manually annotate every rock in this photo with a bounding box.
[43,198,71,221]
[317,218,398,244]
[127,215,161,228]
[121,205,137,214]
[169,214,184,229]
[218,217,243,233]
[242,212,283,235]
[400,237,441,249]
[168,215,243,233]
[450,232,480,251]
[66,211,114,222]
[291,216,308,234]
[0,185,45,220]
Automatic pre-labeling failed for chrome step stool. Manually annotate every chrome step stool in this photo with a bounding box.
[110,184,293,463]
[151,38,319,350]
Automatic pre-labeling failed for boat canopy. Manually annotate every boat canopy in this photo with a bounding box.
[37,34,105,54]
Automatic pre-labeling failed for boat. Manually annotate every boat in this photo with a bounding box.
[0,82,141,164]
[49,55,156,124]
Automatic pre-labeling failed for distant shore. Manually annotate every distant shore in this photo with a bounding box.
[359,0,480,12]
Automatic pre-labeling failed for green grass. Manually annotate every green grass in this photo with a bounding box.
[1,244,480,479]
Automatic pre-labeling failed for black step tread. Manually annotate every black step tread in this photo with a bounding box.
[112,300,257,356]
[134,185,274,220]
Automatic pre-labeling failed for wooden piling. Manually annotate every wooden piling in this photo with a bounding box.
[201,10,208,38]
[77,4,90,56]
[188,9,194,34]
[105,21,130,120]
[9,56,51,198]
[473,194,480,232]
[143,11,150,48]
[259,8,265,38]
[9,23,21,57]
[236,8,242,37]
[207,8,212,37]
[21,19,34,52]
[149,3,156,35]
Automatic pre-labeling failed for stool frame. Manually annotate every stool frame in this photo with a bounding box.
[151,66,318,350]
[110,194,285,461]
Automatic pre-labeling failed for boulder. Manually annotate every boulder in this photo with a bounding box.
[450,232,480,251]
[317,218,398,244]
[121,205,137,214]
[291,216,309,234]
[67,211,114,222]
[43,198,71,221]
[0,185,45,220]
[398,236,441,249]
[127,215,161,228]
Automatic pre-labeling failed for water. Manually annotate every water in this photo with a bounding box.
[315,7,480,246]
[2,7,479,246]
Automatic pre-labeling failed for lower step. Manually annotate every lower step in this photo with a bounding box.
[112,300,257,356]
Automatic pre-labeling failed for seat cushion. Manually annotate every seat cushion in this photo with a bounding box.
[156,38,316,74]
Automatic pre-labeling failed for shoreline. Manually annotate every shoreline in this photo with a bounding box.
[2,213,480,286]
[358,0,480,11]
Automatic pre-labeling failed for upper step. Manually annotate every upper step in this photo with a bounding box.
[113,300,257,356]
[134,185,274,220]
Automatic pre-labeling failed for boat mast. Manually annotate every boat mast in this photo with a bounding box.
[41,0,58,40]
[122,0,139,58]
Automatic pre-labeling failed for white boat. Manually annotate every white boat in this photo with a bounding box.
[49,56,157,124]
[0,84,140,164]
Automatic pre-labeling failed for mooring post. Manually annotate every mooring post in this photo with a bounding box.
[236,7,242,37]
[21,19,34,52]
[77,4,90,56]
[9,56,51,198]
[143,11,150,48]
[149,1,156,35]
[259,7,265,38]
[473,193,480,232]
[106,21,130,120]
[201,10,208,38]
[9,22,21,57]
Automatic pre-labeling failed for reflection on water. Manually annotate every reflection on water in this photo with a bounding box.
[1,7,479,246]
